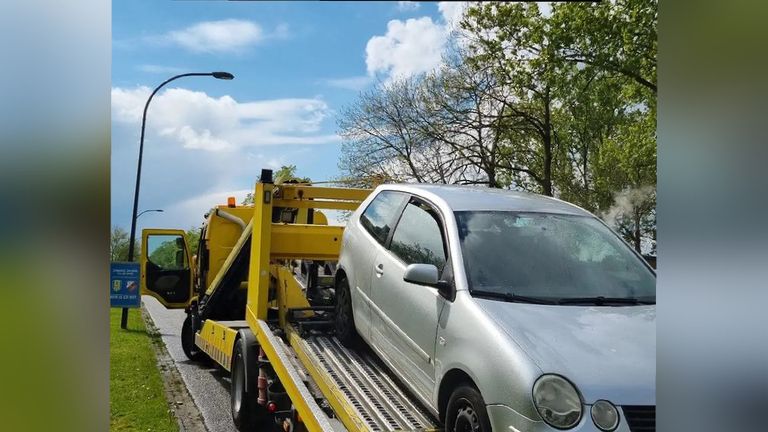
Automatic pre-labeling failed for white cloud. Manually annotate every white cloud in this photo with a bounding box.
[165,19,265,54]
[438,1,469,29]
[397,1,421,12]
[365,2,471,81]
[273,23,291,39]
[323,76,373,91]
[537,2,553,18]
[366,17,447,80]
[111,86,338,151]
[161,188,254,229]
[161,125,233,151]
[136,64,186,74]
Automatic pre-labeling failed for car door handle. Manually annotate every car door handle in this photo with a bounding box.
[375,263,384,276]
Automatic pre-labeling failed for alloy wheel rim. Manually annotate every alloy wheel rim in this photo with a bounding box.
[454,399,480,432]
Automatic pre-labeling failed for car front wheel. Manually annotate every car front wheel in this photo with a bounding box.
[445,384,492,432]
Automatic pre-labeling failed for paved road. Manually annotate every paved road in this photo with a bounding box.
[143,296,238,432]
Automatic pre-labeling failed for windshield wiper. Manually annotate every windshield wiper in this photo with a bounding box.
[470,290,559,305]
[557,296,655,306]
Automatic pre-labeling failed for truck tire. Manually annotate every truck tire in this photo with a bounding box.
[181,315,205,362]
[335,275,359,348]
[445,384,492,432]
[231,339,271,431]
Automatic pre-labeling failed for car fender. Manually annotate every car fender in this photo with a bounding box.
[433,290,542,421]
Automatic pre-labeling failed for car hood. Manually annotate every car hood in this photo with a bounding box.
[475,299,655,405]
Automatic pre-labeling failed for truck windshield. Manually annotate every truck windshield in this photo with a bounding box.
[455,211,655,304]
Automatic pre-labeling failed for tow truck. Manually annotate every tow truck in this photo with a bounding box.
[140,169,441,432]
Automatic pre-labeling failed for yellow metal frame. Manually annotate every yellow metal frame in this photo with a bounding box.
[273,185,371,212]
[140,228,193,309]
[270,224,345,261]
[276,184,371,201]
[241,180,375,432]
[272,265,313,329]
[247,181,275,320]
[246,181,372,320]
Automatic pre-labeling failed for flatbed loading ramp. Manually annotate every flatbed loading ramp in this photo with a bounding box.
[297,335,437,431]
[196,312,439,431]
[168,170,440,432]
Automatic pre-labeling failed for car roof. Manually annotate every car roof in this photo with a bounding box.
[378,183,593,216]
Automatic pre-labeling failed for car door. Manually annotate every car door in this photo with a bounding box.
[348,190,409,341]
[141,229,193,308]
[369,197,448,403]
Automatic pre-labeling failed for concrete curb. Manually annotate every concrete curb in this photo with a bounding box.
[141,305,209,432]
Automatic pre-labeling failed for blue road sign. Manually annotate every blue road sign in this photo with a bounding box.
[110,262,141,308]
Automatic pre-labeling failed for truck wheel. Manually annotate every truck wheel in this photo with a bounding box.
[181,315,205,362]
[335,275,359,348]
[445,384,492,432]
[231,340,266,431]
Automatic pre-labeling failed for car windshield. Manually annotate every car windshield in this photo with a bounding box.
[455,211,655,304]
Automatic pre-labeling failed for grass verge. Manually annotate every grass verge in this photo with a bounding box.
[110,307,178,432]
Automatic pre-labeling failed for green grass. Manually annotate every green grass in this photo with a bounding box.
[110,307,178,432]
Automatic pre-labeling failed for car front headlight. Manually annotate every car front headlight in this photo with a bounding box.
[532,374,583,429]
[591,400,619,431]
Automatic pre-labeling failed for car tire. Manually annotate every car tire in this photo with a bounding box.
[445,384,492,432]
[231,340,269,431]
[181,315,206,362]
[335,275,359,348]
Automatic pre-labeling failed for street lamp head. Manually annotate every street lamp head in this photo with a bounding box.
[136,208,164,219]
[212,71,235,80]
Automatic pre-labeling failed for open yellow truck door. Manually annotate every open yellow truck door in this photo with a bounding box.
[141,228,193,308]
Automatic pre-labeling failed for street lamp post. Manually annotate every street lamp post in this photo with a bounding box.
[122,71,234,329]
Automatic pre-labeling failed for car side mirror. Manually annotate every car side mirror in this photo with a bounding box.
[404,264,453,300]
[403,263,439,285]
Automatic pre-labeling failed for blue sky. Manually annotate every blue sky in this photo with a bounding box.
[112,1,468,231]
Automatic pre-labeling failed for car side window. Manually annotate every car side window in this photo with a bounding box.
[360,191,407,245]
[390,200,446,270]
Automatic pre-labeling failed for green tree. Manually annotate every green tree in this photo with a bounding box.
[462,2,573,196]
[554,66,632,211]
[593,112,656,252]
[185,226,201,256]
[550,0,657,94]
[338,77,437,184]
[461,1,656,249]
[110,225,139,262]
[145,228,202,269]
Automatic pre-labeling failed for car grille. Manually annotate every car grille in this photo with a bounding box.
[622,405,655,431]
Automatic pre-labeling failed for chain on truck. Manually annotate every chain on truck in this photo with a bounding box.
[140,168,440,432]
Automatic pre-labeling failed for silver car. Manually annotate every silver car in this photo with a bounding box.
[335,184,655,432]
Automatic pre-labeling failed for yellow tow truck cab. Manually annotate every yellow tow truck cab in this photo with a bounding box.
[140,169,440,432]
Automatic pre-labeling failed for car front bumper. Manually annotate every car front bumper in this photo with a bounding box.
[486,404,635,432]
